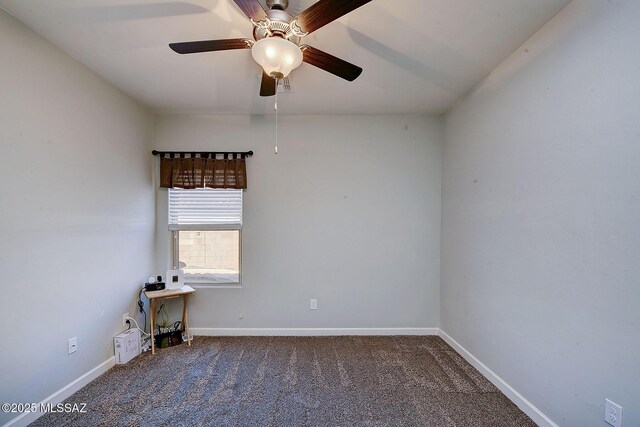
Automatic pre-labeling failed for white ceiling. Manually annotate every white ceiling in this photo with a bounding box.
[0,0,570,115]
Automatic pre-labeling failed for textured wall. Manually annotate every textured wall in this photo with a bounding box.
[154,114,442,330]
[441,1,640,425]
[0,10,155,425]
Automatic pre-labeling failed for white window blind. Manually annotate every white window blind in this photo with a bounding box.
[168,188,242,231]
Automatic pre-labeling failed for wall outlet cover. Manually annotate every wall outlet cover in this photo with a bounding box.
[68,337,77,354]
[605,399,623,427]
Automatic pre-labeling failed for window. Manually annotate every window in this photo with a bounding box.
[169,188,242,285]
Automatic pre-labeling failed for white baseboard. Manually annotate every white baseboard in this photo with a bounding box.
[191,327,439,337]
[437,329,558,427]
[2,357,115,427]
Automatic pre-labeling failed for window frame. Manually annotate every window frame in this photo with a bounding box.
[168,188,243,287]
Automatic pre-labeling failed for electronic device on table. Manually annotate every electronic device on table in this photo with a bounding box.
[145,275,165,292]
[165,269,184,290]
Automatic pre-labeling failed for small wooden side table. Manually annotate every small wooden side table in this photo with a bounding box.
[144,285,196,354]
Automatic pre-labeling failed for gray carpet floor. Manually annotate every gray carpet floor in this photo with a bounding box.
[32,336,535,426]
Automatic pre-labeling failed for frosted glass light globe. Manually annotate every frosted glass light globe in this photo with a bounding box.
[251,37,303,79]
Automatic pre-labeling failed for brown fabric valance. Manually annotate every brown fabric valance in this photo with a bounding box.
[160,156,247,189]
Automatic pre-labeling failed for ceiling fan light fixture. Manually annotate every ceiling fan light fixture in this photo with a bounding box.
[251,37,302,79]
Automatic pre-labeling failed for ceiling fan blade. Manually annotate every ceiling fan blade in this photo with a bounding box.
[301,45,363,81]
[232,0,267,21]
[169,38,252,54]
[260,72,277,97]
[295,0,372,34]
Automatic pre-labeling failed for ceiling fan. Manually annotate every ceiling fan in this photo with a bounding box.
[169,0,372,97]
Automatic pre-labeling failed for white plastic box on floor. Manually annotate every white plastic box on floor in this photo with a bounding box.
[114,329,140,364]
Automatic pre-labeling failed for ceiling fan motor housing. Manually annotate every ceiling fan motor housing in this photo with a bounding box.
[266,0,289,11]
[252,7,303,45]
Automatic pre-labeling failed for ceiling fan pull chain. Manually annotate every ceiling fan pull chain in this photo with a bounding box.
[274,78,279,155]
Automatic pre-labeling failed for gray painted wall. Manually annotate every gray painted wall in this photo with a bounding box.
[0,10,155,425]
[441,1,640,426]
[4,0,639,425]
[154,114,442,330]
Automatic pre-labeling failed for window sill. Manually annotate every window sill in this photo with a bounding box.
[187,283,242,289]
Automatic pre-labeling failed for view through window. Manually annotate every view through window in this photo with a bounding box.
[177,230,240,284]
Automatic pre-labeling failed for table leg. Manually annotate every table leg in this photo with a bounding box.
[181,297,186,333]
[150,298,156,355]
[183,295,191,346]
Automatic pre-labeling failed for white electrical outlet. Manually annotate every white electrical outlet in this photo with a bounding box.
[605,399,623,427]
[123,313,130,328]
[68,337,77,354]
[310,299,318,310]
